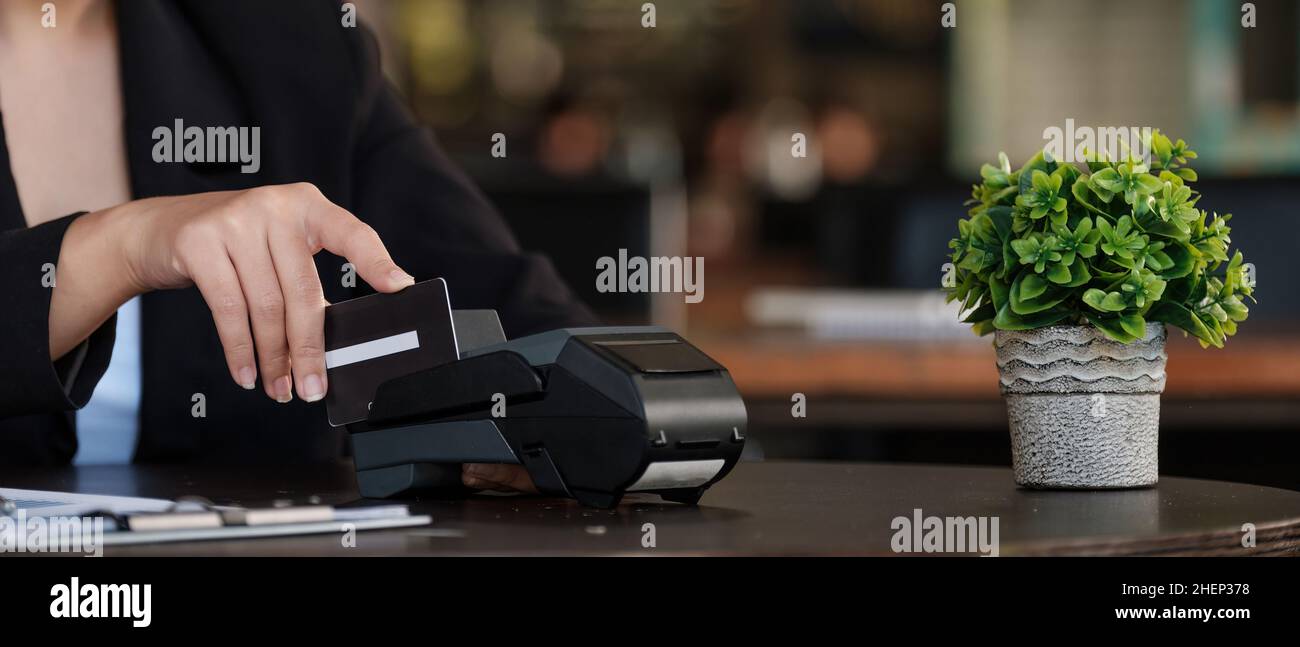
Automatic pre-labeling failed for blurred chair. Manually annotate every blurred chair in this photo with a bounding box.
[1193,177,1299,323]
[892,183,970,291]
[471,166,662,325]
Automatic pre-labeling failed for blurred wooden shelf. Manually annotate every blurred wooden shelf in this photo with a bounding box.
[693,333,1300,400]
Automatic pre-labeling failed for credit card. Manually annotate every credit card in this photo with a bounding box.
[323,278,459,426]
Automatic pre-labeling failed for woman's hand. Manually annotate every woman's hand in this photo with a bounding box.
[462,464,538,493]
[52,184,540,493]
[53,183,414,403]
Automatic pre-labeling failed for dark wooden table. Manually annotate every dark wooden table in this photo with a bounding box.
[5,461,1299,556]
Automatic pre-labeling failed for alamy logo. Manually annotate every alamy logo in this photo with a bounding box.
[891,508,1000,556]
[1043,119,1152,165]
[596,249,703,304]
[1,511,103,557]
[151,119,261,174]
[50,577,151,628]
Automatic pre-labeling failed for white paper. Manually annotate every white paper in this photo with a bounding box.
[0,487,174,518]
[100,516,441,546]
[627,459,725,491]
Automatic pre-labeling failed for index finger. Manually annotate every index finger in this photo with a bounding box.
[306,201,415,293]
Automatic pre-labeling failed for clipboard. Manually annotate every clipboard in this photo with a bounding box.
[0,488,450,548]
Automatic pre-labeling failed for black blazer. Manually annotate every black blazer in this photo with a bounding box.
[0,1,595,465]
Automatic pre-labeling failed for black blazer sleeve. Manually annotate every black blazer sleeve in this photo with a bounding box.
[344,28,598,338]
[0,213,116,417]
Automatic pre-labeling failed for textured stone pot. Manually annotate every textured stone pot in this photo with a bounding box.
[994,323,1167,489]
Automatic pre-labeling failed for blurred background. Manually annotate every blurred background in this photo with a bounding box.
[355,0,1300,489]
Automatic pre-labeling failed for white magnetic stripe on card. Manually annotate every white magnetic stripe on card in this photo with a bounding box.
[325,330,420,369]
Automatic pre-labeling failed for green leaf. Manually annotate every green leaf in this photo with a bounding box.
[1156,242,1195,279]
[1064,256,1092,287]
[961,301,996,324]
[1001,240,1018,280]
[1221,294,1249,321]
[1010,271,1069,314]
[1092,168,1122,192]
[1019,272,1048,300]
[1031,169,1051,192]
[1082,289,1107,311]
[1010,239,1037,258]
[1138,211,1191,241]
[986,206,1014,241]
[1118,314,1146,339]
[1046,262,1072,284]
[1146,249,1174,272]
[1199,312,1226,348]
[1135,174,1164,194]
[1152,131,1173,165]
[1164,275,1194,304]
[994,303,1072,330]
[1082,288,1127,312]
[1095,216,1113,238]
[1084,313,1139,343]
[988,277,1010,311]
[1149,301,1218,347]
[1072,177,1110,216]
[1048,210,1068,229]
[1189,274,1208,303]
[1017,151,1053,195]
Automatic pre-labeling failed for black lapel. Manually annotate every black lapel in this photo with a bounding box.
[118,0,255,462]
[0,120,22,231]
[117,0,259,198]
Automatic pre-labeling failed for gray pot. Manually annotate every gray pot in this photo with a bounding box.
[995,323,1166,489]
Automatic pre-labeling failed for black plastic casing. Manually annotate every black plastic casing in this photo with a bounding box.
[347,327,747,508]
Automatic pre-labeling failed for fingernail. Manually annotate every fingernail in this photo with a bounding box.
[390,269,415,286]
[300,374,325,403]
[464,464,487,477]
[237,367,256,390]
[273,375,293,403]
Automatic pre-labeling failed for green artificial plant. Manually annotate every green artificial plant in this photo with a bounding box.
[946,131,1254,347]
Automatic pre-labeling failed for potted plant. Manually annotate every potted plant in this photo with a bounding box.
[946,132,1255,489]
